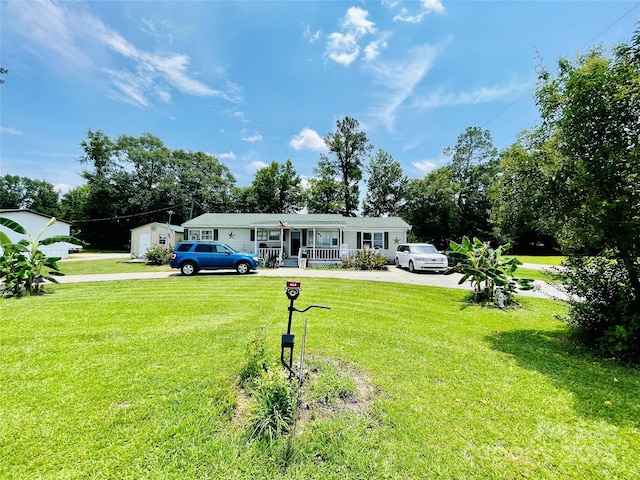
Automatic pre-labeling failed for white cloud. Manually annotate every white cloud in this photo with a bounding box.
[411,81,532,109]
[0,126,23,135]
[366,41,447,131]
[412,160,438,174]
[289,128,327,152]
[394,0,445,23]
[343,7,376,35]
[248,160,269,171]
[326,7,386,66]
[216,151,236,160]
[7,0,243,107]
[242,131,263,142]
[303,23,321,43]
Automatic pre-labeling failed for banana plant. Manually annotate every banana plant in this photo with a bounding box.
[445,236,533,305]
[0,216,85,297]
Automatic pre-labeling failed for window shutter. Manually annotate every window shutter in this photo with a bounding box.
[214,229,218,241]
[384,232,389,249]
[357,232,362,249]
[250,229,255,241]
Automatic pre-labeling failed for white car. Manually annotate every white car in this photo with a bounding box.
[395,243,448,273]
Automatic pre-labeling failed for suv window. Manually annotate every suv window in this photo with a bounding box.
[194,243,214,253]
[176,243,193,252]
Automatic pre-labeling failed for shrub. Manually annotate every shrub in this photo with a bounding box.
[446,236,533,306]
[553,255,639,362]
[145,246,172,265]
[340,249,388,271]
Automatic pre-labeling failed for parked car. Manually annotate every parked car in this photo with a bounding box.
[395,243,448,273]
[169,241,260,275]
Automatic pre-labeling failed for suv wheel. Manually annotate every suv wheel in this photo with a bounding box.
[236,261,251,274]
[181,262,198,276]
[408,260,415,273]
[395,257,401,268]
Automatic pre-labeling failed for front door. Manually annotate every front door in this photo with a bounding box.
[139,234,151,257]
[290,231,301,257]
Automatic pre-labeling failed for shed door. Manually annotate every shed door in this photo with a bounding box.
[139,234,151,257]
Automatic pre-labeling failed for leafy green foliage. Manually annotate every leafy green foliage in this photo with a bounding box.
[446,236,533,305]
[247,369,297,441]
[144,246,172,265]
[362,149,408,217]
[239,327,270,389]
[554,255,639,362]
[0,216,83,297]
[340,249,388,270]
[318,116,372,217]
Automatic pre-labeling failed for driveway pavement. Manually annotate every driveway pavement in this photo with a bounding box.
[55,263,569,301]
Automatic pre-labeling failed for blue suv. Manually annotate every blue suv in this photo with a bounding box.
[170,241,260,275]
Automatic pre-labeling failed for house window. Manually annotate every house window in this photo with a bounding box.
[268,230,280,241]
[257,230,268,241]
[357,231,389,249]
[159,234,167,245]
[201,230,213,241]
[316,231,339,247]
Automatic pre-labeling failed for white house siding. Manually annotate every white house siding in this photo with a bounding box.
[130,222,184,258]
[0,210,72,259]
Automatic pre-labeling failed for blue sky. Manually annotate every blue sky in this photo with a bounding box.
[1,1,638,194]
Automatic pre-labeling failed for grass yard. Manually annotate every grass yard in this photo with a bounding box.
[2,277,638,479]
[58,258,172,275]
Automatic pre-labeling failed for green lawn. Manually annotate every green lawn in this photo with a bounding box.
[58,258,172,275]
[2,277,638,479]
[513,255,565,266]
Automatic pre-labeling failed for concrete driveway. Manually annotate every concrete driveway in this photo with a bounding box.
[55,262,568,301]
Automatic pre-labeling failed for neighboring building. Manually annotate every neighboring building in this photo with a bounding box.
[0,209,73,259]
[130,222,184,258]
[182,213,410,266]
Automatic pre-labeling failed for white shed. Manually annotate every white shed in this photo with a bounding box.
[129,222,184,258]
[0,209,73,259]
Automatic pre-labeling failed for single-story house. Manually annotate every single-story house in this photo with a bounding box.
[0,209,73,259]
[181,213,410,266]
[130,222,184,258]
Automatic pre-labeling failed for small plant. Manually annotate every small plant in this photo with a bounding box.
[145,246,172,265]
[239,327,270,389]
[247,369,297,440]
[340,249,388,271]
[0,217,84,297]
[446,236,533,305]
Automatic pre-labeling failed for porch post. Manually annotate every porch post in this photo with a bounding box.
[254,227,257,255]
[313,227,316,260]
[280,227,284,264]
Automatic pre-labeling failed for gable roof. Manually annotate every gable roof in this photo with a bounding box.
[130,222,184,233]
[183,213,410,230]
[0,209,72,225]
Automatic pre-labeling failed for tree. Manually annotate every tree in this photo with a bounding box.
[534,27,640,360]
[489,137,559,253]
[362,149,407,217]
[0,67,7,85]
[305,166,343,214]
[0,175,59,216]
[443,127,499,240]
[250,160,303,213]
[318,116,372,217]
[399,168,458,248]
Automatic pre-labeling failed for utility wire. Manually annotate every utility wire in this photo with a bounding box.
[484,2,640,147]
[73,204,181,223]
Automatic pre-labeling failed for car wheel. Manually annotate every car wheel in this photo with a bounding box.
[395,257,401,268]
[236,261,251,274]
[181,262,198,276]
[408,260,415,273]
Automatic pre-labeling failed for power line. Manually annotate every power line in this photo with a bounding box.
[483,2,640,144]
[73,205,181,223]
